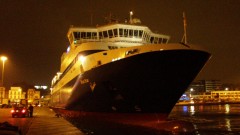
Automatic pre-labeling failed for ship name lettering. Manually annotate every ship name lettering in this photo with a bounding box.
[90,82,96,91]
[80,79,89,84]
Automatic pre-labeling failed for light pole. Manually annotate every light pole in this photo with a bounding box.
[190,88,194,98]
[1,56,7,86]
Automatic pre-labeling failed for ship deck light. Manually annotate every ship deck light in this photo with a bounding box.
[79,55,86,63]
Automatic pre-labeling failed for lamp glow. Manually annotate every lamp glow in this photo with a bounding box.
[1,56,7,86]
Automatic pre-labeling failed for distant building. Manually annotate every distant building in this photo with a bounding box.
[211,90,240,101]
[0,87,6,104]
[34,85,51,106]
[8,87,26,103]
[188,80,222,94]
[203,80,222,92]
[27,89,40,105]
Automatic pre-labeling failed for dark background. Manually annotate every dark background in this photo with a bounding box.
[0,0,239,88]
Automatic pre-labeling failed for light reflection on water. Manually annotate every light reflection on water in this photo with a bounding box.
[169,104,240,134]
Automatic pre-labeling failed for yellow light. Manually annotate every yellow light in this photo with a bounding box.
[0,56,7,62]
[79,55,86,63]
[130,11,133,15]
[1,56,7,86]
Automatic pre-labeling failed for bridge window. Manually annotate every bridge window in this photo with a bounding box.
[139,30,143,38]
[108,29,113,38]
[124,29,128,37]
[73,32,80,39]
[129,29,133,37]
[81,32,86,39]
[99,32,103,39]
[134,30,138,37]
[119,28,123,37]
[154,37,159,43]
[142,31,147,41]
[92,32,97,39]
[158,38,162,43]
[103,31,108,38]
[150,37,154,43]
[86,32,91,39]
[113,29,118,37]
[162,38,167,43]
[123,29,128,37]
[108,46,118,49]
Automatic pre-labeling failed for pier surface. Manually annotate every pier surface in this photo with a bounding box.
[0,106,84,135]
[26,107,84,135]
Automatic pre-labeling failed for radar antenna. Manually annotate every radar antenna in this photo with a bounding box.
[181,12,188,44]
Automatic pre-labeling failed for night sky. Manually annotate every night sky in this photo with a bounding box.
[0,0,240,88]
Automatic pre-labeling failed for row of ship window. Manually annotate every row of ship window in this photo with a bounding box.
[72,28,167,44]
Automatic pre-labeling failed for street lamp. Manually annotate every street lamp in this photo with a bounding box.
[1,56,7,86]
[190,88,194,98]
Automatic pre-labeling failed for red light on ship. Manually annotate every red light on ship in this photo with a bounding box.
[11,110,15,113]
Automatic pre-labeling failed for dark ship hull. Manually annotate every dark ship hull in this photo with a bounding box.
[52,49,210,116]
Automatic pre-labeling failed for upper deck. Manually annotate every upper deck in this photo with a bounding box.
[67,23,170,47]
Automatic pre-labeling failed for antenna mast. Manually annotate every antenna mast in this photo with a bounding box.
[181,12,187,44]
[129,11,133,24]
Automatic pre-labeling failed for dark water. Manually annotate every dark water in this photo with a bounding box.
[169,104,240,135]
[65,104,240,135]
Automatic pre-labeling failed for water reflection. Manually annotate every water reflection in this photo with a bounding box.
[190,106,195,115]
[183,106,188,112]
[181,105,195,116]
[170,104,240,134]
[225,104,230,114]
[225,118,231,131]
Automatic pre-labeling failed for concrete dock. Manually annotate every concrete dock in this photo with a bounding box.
[26,107,84,135]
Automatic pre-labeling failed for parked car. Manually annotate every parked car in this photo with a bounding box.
[11,107,29,118]
[0,104,9,108]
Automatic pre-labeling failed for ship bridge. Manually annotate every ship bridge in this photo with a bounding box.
[67,24,170,47]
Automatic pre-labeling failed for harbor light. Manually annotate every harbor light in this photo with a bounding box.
[1,56,7,86]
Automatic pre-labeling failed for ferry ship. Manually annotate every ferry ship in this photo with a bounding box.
[50,12,210,122]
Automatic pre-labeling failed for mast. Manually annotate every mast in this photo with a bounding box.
[129,11,133,24]
[181,12,187,44]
